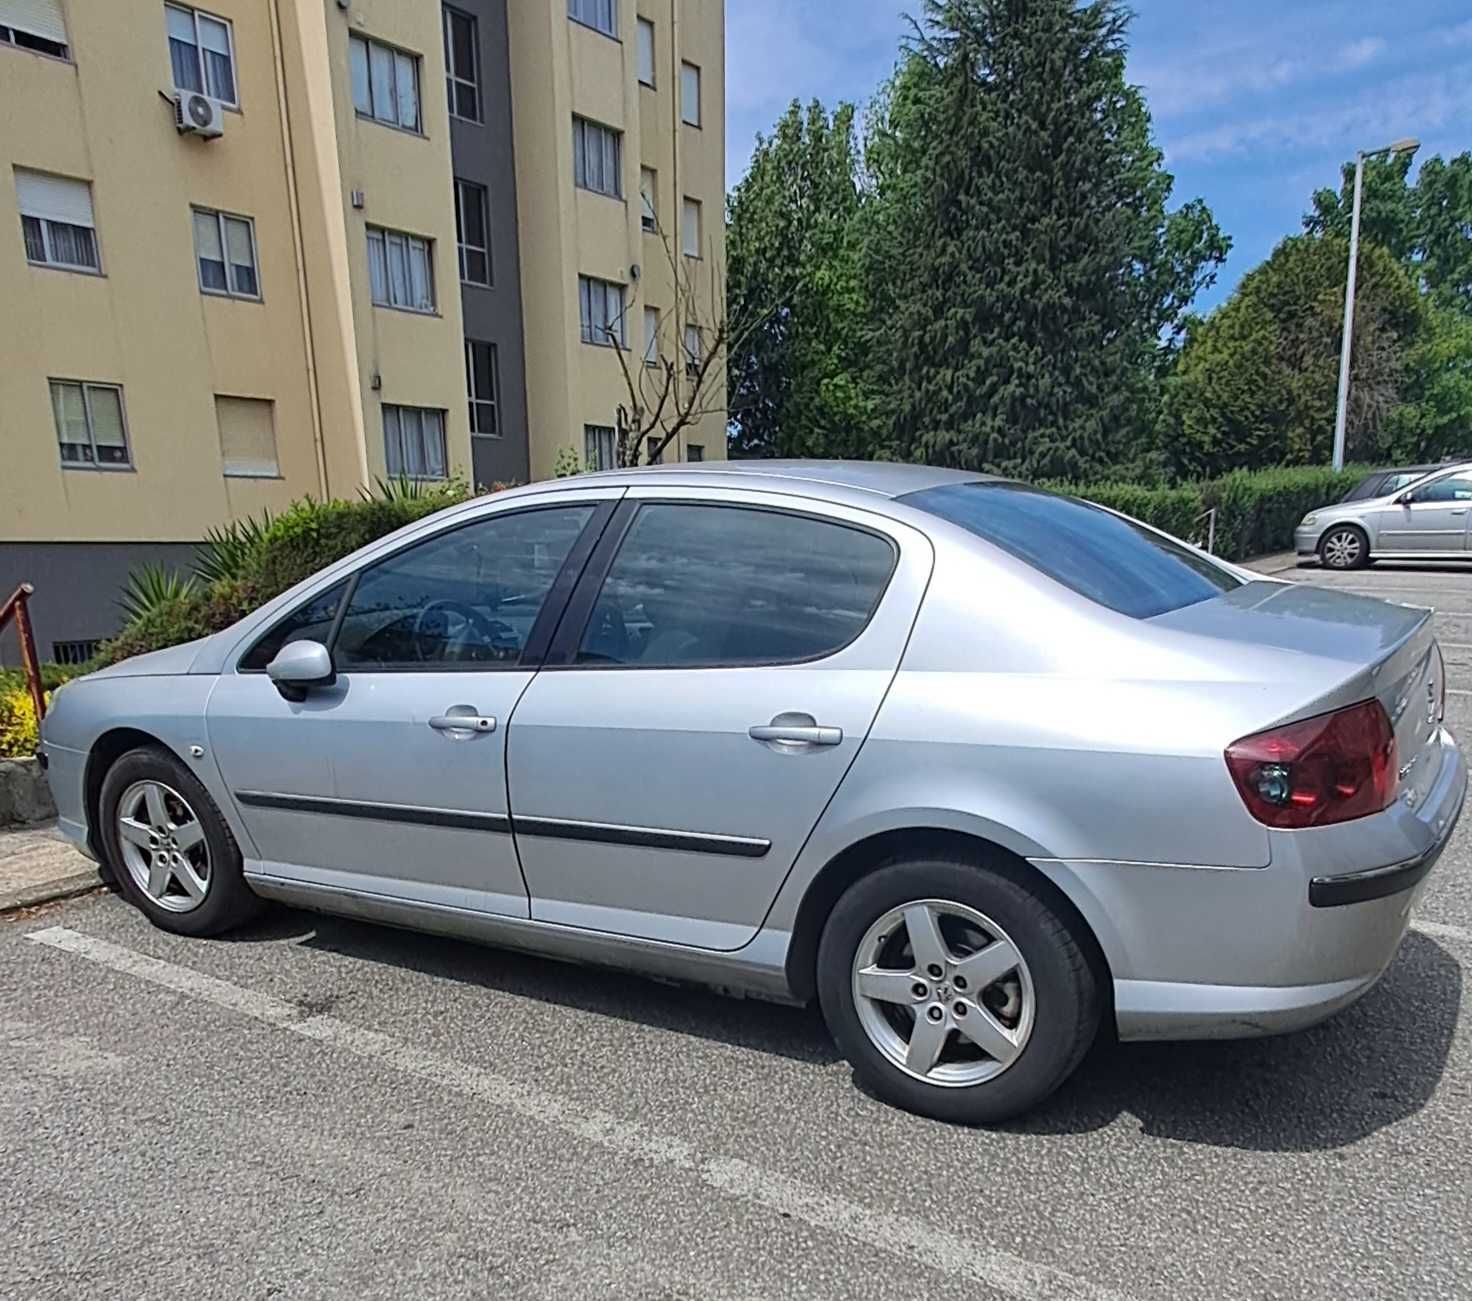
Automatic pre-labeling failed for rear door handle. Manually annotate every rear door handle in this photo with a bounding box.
[748,723,842,746]
[429,713,496,733]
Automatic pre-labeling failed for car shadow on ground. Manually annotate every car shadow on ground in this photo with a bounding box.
[230,906,1459,1149]
[1011,931,1462,1151]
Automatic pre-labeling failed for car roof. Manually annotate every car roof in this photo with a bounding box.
[520,460,999,500]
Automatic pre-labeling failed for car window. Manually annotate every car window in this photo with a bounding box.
[239,580,348,671]
[332,505,595,670]
[1343,474,1386,502]
[577,504,897,668]
[902,481,1242,619]
[1382,472,1421,495]
[1411,473,1472,504]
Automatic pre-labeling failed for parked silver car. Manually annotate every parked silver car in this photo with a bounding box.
[1296,461,1472,568]
[40,462,1465,1123]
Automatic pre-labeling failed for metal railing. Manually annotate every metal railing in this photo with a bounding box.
[0,584,46,723]
[1194,507,1217,555]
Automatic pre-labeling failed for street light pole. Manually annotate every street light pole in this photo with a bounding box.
[1331,136,1420,472]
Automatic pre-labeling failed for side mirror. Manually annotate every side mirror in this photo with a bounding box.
[1397,490,1417,505]
[266,640,336,702]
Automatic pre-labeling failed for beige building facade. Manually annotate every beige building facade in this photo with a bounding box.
[0,0,725,661]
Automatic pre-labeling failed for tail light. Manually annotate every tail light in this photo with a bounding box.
[1225,699,1397,829]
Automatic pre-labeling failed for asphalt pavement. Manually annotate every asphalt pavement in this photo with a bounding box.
[3,559,1472,1301]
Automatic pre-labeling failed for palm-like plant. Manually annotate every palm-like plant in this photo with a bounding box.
[194,510,274,584]
[117,564,199,621]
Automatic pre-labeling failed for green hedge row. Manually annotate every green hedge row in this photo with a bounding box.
[1052,464,1370,562]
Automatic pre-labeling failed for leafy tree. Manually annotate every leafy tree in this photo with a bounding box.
[862,0,1228,481]
[1164,236,1424,477]
[1306,150,1472,315]
[726,101,879,459]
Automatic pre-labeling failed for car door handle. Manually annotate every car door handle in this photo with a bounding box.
[1451,509,1467,516]
[748,723,842,746]
[429,713,496,733]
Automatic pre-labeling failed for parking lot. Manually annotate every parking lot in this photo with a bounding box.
[3,559,1471,1301]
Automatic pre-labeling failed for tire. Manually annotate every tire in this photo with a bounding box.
[99,745,264,937]
[1318,524,1370,570]
[816,856,1100,1125]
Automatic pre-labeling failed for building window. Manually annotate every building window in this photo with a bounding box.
[0,3,68,59]
[578,275,625,346]
[573,117,622,198]
[216,395,278,477]
[192,207,259,298]
[682,196,701,258]
[466,339,499,437]
[50,380,130,468]
[643,306,659,365]
[349,33,421,132]
[639,166,657,232]
[686,443,704,462]
[681,61,700,126]
[367,226,435,312]
[442,5,479,121]
[52,638,101,665]
[684,323,701,377]
[383,405,447,479]
[636,17,654,85]
[568,0,615,39]
[584,423,615,470]
[165,4,236,105]
[15,169,98,272]
[454,178,491,285]
[646,436,663,465]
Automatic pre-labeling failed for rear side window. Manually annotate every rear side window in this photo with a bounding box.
[577,504,897,667]
[239,581,347,671]
[902,482,1241,619]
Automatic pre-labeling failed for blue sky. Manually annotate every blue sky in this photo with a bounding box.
[725,1,1472,312]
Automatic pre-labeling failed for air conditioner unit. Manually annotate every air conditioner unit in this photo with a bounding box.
[174,91,224,139]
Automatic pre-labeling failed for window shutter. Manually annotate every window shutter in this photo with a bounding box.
[216,396,279,476]
[0,0,66,44]
[14,169,94,227]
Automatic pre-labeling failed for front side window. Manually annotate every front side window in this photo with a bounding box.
[454,178,491,285]
[1413,473,1472,503]
[239,580,347,671]
[577,504,897,667]
[349,33,420,131]
[383,405,447,479]
[903,481,1242,619]
[584,423,615,470]
[466,339,499,437]
[578,275,625,346]
[15,169,98,272]
[442,5,479,121]
[192,207,258,297]
[680,61,700,126]
[50,380,130,468]
[333,506,596,670]
[367,225,435,311]
[572,116,621,198]
[568,0,616,38]
[166,3,236,104]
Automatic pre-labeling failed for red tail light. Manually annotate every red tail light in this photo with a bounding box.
[1225,699,1397,829]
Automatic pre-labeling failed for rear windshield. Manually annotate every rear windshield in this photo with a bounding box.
[901,481,1243,619]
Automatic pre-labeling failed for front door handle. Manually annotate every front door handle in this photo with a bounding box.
[749,715,842,747]
[429,712,496,733]
[1450,509,1467,516]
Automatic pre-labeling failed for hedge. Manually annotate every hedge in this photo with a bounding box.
[1053,464,1370,562]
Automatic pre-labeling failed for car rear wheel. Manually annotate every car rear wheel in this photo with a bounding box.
[1319,525,1369,570]
[816,856,1100,1124]
[99,746,264,937]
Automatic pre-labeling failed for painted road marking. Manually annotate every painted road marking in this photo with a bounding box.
[23,925,1133,1301]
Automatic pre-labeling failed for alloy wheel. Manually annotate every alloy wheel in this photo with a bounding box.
[850,898,1035,1087]
[115,780,211,913]
[1322,529,1363,569]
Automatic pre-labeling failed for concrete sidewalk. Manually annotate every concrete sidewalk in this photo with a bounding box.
[1242,549,1303,576]
[0,821,100,913]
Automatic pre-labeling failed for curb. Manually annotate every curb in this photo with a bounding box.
[0,867,104,915]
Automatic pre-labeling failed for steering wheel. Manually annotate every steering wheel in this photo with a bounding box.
[411,599,511,661]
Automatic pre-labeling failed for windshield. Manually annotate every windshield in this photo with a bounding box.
[901,481,1243,619]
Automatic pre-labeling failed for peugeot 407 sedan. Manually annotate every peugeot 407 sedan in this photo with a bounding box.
[40,462,1466,1124]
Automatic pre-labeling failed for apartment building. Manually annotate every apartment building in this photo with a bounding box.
[0,0,725,662]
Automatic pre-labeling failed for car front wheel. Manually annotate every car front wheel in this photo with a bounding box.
[817,856,1100,1124]
[1319,525,1369,570]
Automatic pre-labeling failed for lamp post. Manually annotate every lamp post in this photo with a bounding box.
[1331,136,1420,471]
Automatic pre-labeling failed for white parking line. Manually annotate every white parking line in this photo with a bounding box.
[23,925,1133,1301]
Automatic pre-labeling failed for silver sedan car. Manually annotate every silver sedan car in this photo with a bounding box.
[1296,461,1472,569]
[40,462,1466,1123]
